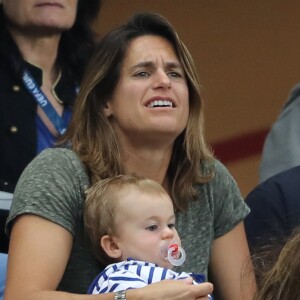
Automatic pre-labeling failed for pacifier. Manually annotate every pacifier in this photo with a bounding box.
[160,240,186,266]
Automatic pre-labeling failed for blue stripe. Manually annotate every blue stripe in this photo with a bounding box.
[87,273,103,294]
[112,264,118,271]
[100,271,108,282]
[137,265,142,277]
[148,266,154,284]
[108,283,119,293]
[99,286,108,293]
[161,268,168,280]
[111,276,145,282]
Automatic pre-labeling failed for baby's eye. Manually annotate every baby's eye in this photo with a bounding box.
[146,225,158,231]
[168,223,175,229]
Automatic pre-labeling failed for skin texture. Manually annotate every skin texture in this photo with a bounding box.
[104,35,189,147]
[1,0,78,33]
[209,223,256,300]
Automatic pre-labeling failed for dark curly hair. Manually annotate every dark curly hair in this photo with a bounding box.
[0,0,102,84]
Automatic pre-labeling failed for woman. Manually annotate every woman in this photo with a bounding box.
[0,0,101,255]
[0,1,102,294]
[5,12,255,300]
[0,0,101,194]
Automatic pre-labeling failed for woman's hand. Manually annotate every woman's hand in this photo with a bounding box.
[127,277,213,300]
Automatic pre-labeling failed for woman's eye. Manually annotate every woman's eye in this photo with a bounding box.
[168,71,182,78]
[146,225,158,231]
[135,71,149,77]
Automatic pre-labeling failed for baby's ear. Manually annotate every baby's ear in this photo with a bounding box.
[100,235,122,259]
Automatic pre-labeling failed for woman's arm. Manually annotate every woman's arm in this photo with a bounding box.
[5,215,213,300]
[209,222,256,300]
[5,215,97,300]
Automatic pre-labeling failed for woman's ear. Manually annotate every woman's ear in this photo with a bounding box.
[103,102,113,117]
[100,235,122,259]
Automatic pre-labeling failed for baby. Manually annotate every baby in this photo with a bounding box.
[84,175,213,299]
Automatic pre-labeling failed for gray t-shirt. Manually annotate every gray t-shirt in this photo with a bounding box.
[6,148,249,294]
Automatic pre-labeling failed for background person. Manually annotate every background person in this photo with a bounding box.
[0,253,7,300]
[5,12,254,300]
[0,0,101,254]
[0,1,101,297]
[259,83,300,182]
[245,166,300,299]
[84,175,213,299]
[0,0,102,194]
[252,227,300,300]
[245,165,300,254]
[0,0,101,193]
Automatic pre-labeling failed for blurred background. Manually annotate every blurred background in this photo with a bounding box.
[93,0,300,197]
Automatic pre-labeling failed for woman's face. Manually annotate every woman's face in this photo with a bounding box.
[104,35,189,144]
[1,0,78,32]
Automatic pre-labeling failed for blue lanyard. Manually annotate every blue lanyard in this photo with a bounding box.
[22,69,68,135]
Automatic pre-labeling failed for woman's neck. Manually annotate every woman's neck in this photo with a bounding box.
[10,29,61,84]
[121,143,173,187]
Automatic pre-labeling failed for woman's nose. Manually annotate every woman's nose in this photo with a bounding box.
[152,70,171,89]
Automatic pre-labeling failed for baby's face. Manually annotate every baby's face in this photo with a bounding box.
[114,188,181,269]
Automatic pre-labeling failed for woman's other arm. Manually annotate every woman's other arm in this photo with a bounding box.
[209,222,256,300]
[5,215,103,300]
[5,215,213,300]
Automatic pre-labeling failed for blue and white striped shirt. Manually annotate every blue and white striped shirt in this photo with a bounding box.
[87,259,212,299]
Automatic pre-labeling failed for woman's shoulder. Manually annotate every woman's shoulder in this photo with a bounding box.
[17,147,89,190]
[196,159,249,238]
[197,158,245,210]
[200,158,233,183]
[33,147,83,168]
[8,147,89,238]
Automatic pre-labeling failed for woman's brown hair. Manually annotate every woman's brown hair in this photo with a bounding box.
[60,12,214,211]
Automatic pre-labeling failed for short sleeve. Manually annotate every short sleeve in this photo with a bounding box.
[6,148,89,236]
[208,160,250,239]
